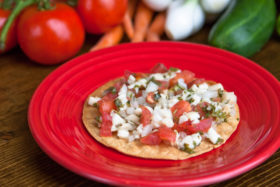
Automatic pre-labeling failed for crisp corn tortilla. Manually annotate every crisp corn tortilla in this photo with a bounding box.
[82,78,240,160]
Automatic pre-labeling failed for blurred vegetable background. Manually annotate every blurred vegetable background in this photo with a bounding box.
[0,0,279,65]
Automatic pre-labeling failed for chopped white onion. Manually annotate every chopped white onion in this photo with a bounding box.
[88,96,100,106]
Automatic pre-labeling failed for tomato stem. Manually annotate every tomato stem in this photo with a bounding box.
[66,0,78,7]
[2,0,15,10]
[0,0,35,50]
[38,0,54,10]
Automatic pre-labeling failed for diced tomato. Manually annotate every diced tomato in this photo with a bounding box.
[99,113,113,137]
[140,105,152,126]
[135,73,147,80]
[173,118,212,135]
[150,63,168,73]
[158,126,176,143]
[171,100,192,121]
[174,89,183,96]
[140,131,161,145]
[172,121,192,132]
[186,118,212,134]
[134,90,143,97]
[146,92,156,104]
[192,102,209,118]
[169,70,195,87]
[113,78,125,91]
[124,70,146,81]
[188,78,205,88]
[158,80,169,91]
[98,96,116,114]
[124,70,134,80]
[211,97,221,102]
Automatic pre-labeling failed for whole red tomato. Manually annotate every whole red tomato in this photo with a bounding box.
[17,3,85,65]
[0,9,17,54]
[77,0,127,34]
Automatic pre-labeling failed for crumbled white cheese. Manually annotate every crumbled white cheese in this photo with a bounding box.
[126,107,135,115]
[117,129,130,139]
[149,73,165,81]
[134,108,142,116]
[128,78,147,89]
[179,112,200,124]
[223,104,236,117]
[126,114,139,123]
[178,78,187,89]
[179,114,189,124]
[205,127,221,144]
[168,97,179,108]
[192,133,202,146]
[137,124,143,135]
[88,96,101,106]
[118,123,135,131]
[190,94,201,105]
[118,84,128,106]
[158,92,168,108]
[141,124,153,137]
[111,111,126,132]
[136,96,146,105]
[146,81,159,93]
[202,90,218,99]
[177,132,202,149]
[127,75,136,84]
[152,106,174,128]
[222,92,237,103]
[208,83,224,91]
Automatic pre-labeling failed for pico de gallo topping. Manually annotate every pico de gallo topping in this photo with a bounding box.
[88,63,237,153]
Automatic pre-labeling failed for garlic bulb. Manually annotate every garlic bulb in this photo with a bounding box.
[165,0,205,40]
[143,0,173,11]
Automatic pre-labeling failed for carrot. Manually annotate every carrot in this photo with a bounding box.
[146,12,166,42]
[89,25,124,52]
[132,1,153,43]
[123,0,137,40]
[128,0,138,17]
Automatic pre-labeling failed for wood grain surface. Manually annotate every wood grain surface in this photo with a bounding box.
[0,24,280,187]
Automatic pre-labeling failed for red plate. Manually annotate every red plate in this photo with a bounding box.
[28,42,280,186]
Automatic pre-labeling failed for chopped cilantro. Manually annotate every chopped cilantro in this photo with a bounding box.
[193,141,197,147]
[183,144,194,154]
[188,89,194,93]
[103,86,117,96]
[170,67,179,72]
[172,85,181,92]
[111,87,117,94]
[154,93,161,101]
[93,103,98,108]
[177,83,185,90]
[148,77,161,86]
[215,138,224,145]
[95,116,101,123]
[201,104,229,122]
[218,88,224,98]
[236,117,240,121]
[189,98,194,103]
[114,99,123,109]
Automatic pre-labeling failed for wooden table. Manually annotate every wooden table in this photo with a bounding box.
[1,25,280,186]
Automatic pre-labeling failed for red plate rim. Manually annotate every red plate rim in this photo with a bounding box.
[28,41,280,186]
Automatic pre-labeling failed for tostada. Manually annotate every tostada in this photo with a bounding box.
[82,63,240,160]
